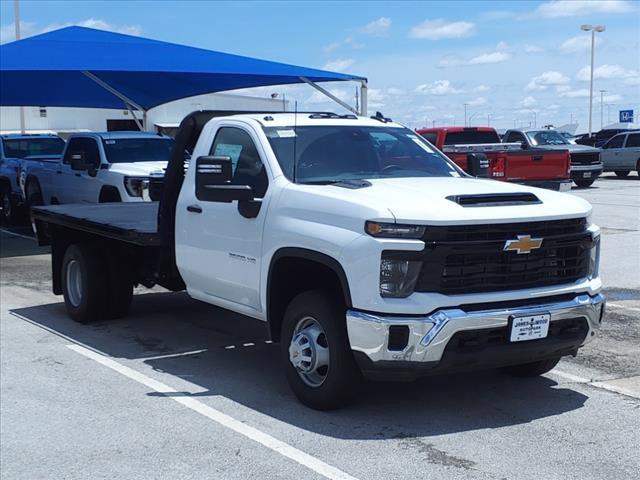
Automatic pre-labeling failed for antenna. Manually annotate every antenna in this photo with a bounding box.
[292,101,298,183]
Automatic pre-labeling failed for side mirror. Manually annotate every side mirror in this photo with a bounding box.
[466,153,490,178]
[195,155,253,202]
[520,141,528,149]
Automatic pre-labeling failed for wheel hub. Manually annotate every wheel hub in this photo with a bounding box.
[288,316,330,387]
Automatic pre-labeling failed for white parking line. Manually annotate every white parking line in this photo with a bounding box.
[607,302,640,314]
[552,369,640,399]
[0,227,35,241]
[66,343,359,480]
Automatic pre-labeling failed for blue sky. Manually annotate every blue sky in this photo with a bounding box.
[1,0,638,130]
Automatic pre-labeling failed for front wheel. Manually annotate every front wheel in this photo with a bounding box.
[0,187,16,225]
[614,170,630,178]
[281,289,361,410]
[574,178,595,188]
[499,357,561,377]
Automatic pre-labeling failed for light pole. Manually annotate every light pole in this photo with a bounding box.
[464,103,469,126]
[599,90,606,129]
[487,113,491,126]
[527,108,537,128]
[468,112,479,125]
[581,24,606,136]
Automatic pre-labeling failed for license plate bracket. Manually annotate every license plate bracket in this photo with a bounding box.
[509,313,550,342]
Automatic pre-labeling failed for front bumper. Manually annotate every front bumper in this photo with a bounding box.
[571,164,603,181]
[518,179,573,192]
[346,293,605,377]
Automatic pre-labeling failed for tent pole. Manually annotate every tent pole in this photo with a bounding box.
[299,77,359,115]
[124,103,144,131]
[360,80,368,116]
[81,71,148,130]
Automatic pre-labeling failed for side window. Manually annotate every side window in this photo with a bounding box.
[209,127,268,198]
[420,132,438,144]
[63,138,100,166]
[624,134,639,148]
[505,132,525,144]
[606,135,624,149]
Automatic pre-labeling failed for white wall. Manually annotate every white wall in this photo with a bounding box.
[0,92,288,133]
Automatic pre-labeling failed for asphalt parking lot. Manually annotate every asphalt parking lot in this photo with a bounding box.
[1,173,639,480]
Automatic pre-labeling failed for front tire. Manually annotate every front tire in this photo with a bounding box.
[0,187,17,225]
[281,289,361,410]
[574,178,595,188]
[614,170,630,178]
[499,357,561,377]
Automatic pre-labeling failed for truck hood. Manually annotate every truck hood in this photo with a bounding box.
[534,144,600,153]
[286,177,591,226]
[107,161,167,177]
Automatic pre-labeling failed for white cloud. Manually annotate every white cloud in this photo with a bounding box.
[524,44,544,53]
[559,35,601,54]
[307,88,350,104]
[559,88,590,98]
[1,18,142,43]
[323,36,363,54]
[526,71,570,91]
[409,19,475,40]
[468,51,511,65]
[603,94,623,103]
[519,96,537,108]
[535,0,635,18]
[496,41,509,51]
[359,17,391,36]
[466,97,488,107]
[415,80,462,95]
[387,87,406,96]
[556,85,571,93]
[576,64,640,82]
[474,85,490,92]
[322,58,355,72]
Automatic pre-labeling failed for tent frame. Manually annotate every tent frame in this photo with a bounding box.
[82,71,367,131]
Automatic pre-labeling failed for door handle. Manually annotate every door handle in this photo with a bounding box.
[186,204,202,213]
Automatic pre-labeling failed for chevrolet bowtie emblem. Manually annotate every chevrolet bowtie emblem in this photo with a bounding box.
[504,235,543,254]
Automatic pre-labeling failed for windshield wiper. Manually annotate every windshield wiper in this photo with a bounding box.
[297,179,341,185]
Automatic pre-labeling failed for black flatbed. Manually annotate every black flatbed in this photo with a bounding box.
[32,202,162,246]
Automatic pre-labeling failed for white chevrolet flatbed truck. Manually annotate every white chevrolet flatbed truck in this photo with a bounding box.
[32,111,605,409]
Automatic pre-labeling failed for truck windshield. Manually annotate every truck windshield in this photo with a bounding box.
[442,130,501,145]
[102,138,175,163]
[526,130,568,146]
[264,126,460,183]
[2,137,65,158]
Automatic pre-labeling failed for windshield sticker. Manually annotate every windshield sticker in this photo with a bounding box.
[105,140,116,144]
[277,129,297,138]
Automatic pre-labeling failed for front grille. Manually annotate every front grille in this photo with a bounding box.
[570,152,600,165]
[414,218,592,294]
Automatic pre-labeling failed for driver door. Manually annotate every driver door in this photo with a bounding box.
[176,124,271,314]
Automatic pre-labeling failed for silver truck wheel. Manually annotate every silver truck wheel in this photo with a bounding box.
[65,259,83,307]
[289,316,330,387]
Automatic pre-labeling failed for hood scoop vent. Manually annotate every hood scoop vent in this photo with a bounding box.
[446,192,541,207]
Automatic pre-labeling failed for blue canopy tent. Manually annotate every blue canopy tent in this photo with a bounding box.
[0,26,368,129]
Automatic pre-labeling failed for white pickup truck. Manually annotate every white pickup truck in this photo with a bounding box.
[22,131,174,208]
[32,111,605,409]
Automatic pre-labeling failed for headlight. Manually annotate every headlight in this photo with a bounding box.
[380,252,422,298]
[124,177,150,198]
[589,234,600,279]
[366,221,426,239]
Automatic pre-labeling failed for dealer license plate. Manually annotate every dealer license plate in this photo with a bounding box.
[583,172,592,178]
[510,314,550,342]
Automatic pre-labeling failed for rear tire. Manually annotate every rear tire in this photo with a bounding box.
[0,186,17,225]
[499,357,561,377]
[281,289,361,410]
[574,178,595,188]
[62,244,109,323]
[614,170,630,178]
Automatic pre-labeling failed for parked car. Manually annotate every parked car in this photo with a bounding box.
[503,128,602,188]
[21,132,174,210]
[600,131,640,177]
[32,111,604,410]
[417,127,571,191]
[575,128,631,148]
[0,133,65,224]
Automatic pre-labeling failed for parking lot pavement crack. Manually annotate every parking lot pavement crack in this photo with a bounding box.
[392,433,476,471]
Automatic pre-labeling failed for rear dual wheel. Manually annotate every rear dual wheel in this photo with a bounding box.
[62,243,133,323]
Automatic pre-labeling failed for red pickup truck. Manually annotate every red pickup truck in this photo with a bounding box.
[417,127,572,191]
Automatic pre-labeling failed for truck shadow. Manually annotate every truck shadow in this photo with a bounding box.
[12,291,589,440]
